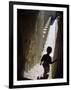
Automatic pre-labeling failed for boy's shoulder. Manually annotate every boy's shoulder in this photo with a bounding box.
[43,54,51,58]
[43,54,47,57]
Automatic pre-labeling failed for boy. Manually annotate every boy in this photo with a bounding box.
[40,46,56,78]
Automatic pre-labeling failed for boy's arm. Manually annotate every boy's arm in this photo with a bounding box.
[40,56,44,65]
[52,59,57,63]
[51,59,57,64]
[40,60,43,65]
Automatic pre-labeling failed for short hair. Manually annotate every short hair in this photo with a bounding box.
[47,46,52,53]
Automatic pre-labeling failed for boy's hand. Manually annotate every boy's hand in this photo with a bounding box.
[53,59,57,63]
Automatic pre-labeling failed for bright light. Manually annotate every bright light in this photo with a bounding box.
[43,31,46,34]
[42,18,58,79]
[44,17,51,29]
[43,28,47,31]
[24,63,44,80]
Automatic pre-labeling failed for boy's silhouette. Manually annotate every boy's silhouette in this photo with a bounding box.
[40,46,56,78]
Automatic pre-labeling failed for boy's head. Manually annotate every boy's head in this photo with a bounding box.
[47,46,52,54]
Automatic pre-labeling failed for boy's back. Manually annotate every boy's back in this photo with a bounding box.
[41,54,52,67]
